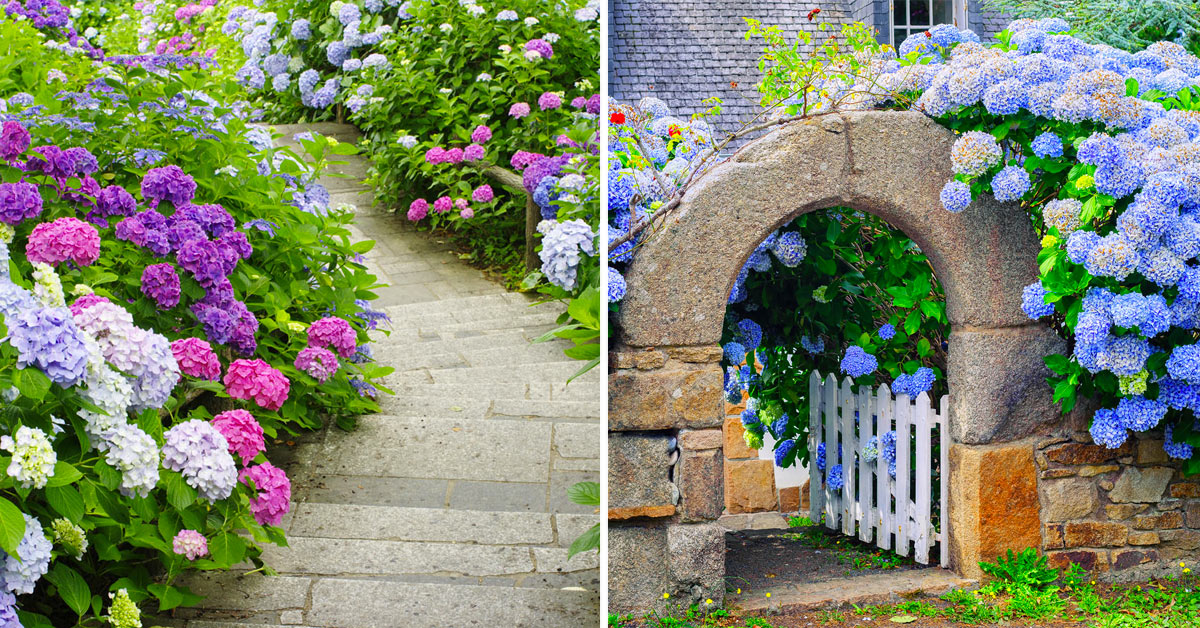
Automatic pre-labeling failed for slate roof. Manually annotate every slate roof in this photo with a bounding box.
[610,1,1009,140]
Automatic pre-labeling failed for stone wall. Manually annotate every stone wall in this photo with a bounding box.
[1037,427,1199,578]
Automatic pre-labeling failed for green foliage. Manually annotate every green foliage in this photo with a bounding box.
[981,0,1200,54]
[979,547,1060,594]
[565,481,599,559]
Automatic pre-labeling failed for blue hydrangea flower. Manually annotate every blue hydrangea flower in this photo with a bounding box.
[893,367,936,397]
[774,439,795,467]
[770,231,806,267]
[940,179,971,213]
[983,79,1026,116]
[1168,345,1200,383]
[1066,230,1101,264]
[827,464,844,491]
[740,408,759,427]
[6,307,90,387]
[538,219,595,291]
[840,346,877,378]
[1021,282,1055,319]
[1115,395,1167,432]
[723,341,746,365]
[291,18,311,40]
[991,165,1032,202]
[801,336,824,354]
[861,435,879,462]
[1163,424,1194,460]
[606,267,626,303]
[0,514,50,594]
[734,319,763,350]
[878,323,895,340]
[770,415,788,439]
[1031,132,1064,158]
[1109,292,1148,328]
[1089,408,1127,448]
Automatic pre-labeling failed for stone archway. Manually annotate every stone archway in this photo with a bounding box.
[609,110,1065,612]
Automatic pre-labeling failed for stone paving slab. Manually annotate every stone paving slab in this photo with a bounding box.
[257,538,535,577]
[730,568,978,613]
[287,503,554,544]
[305,579,600,628]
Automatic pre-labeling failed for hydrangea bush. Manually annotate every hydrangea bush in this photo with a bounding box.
[0,12,389,624]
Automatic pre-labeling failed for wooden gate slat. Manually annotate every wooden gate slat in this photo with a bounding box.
[876,383,893,552]
[823,373,839,530]
[894,392,911,558]
[914,392,933,564]
[839,377,856,537]
[858,385,875,544]
[808,372,823,524]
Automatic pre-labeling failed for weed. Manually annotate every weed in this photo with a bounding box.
[978,547,1058,594]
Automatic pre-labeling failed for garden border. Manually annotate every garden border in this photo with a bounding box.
[609,110,1064,612]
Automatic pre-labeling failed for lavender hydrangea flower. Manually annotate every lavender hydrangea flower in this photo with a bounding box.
[7,306,90,387]
[0,514,50,594]
[538,219,595,290]
[162,419,238,502]
[98,422,160,498]
[940,179,971,213]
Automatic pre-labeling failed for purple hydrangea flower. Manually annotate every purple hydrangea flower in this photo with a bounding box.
[141,263,181,309]
[162,419,238,502]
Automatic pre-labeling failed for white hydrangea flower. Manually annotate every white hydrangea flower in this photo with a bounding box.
[1,426,56,489]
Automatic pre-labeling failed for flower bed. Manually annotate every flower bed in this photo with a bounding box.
[0,7,388,623]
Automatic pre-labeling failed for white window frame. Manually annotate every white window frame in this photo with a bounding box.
[888,0,968,48]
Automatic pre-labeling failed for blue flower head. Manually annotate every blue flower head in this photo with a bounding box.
[770,414,789,439]
[1022,282,1055,319]
[1089,408,1127,448]
[827,464,844,491]
[723,341,746,365]
[878,323,895,340]
[1031,132,1064,159]
[840,346,877,378]
[735,319,763,350]
[940,179,971,213]
[774,439,796,467]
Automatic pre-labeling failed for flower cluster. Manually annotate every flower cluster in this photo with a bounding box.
[223,359,290,411]
[161,419,239,502]
[241,461,291,526]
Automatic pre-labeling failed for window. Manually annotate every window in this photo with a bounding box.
[891,0,966,48]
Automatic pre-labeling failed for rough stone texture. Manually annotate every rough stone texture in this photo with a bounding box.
[725,459,778,514]
[177,125,599,627]
[678,449,724,522]
[1048,550,1109,572]
[609,433,676,518]
[609,365,723,431]
[667,523,726,607]
[947,325,1065,444]
[608,525,669,615]
[779,486,801,513]
[1042,477,1099,522]
[1109,467,1175,503]
[1045,441,1135,465]
[949,442,1042,577]
[723,416,758,459]
[1133,512,1183,530]
[617,111,1042,348]
[679,428,723,451]
[1063,522,1128,548]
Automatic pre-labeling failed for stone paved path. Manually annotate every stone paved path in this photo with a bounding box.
[170,124,601,627]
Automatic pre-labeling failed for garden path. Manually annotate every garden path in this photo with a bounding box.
[169,124,602,627]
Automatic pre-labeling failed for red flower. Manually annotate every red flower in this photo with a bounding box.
[807,7,820,20]
[925,30,932,38]
[610,112,626,125]
[668,125,681,138]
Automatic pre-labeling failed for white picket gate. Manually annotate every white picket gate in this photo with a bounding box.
[806,372,949,567]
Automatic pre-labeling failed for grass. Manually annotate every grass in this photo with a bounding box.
[779,516,912,572]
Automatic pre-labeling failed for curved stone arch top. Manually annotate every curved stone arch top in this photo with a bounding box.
[616,110,1066,445]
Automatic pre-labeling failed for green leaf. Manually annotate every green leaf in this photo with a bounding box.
[566,523,599,560]
[45,486,84,523]
[567,481,600,506]
[147,583,188,612]
[164,471,198,512]
[45,565,89,616]
[45,461,82,488]
[0,498,24,556]
[890,616,918,624]
[12,368,50,402]
[209,532,246,566]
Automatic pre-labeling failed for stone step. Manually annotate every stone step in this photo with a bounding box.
[258,537,536,577]
[382,291,532,315]
[386,362,600,387]
[373,395,598,420]
[382,311,560,334]
[376,342,575,372]
[383,378,600,403]
[178,578,599,628]
[301,415,552,482]
[383,302,553,327]
[286,503,560,545]
[269,122,363,143]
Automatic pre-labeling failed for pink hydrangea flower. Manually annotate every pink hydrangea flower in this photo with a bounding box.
[424,147,446,164]
[407,198,429,221]
[454,198,469,210]
[571,96,587,108]
[241,462,291,526]
[509,102,531,118]
[26,217,100,266]
[444,148,464,164]
[295,346,339,383]
[470,125,492,143]
[472,185,494,203]
[223,359,290,411]
[171,337,221,381]
[538,92,562,110]
[307,317,357,358]
[172,529,208,560]
[461,207,475,219]
[433,196,452,213]
[463,144,485,161]
[69,293,110,317]
[211,409,265,464]
[510,151,544,171]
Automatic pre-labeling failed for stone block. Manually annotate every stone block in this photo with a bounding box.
[1128,531,1160,546]
[779,486,801,513]
[800,479,811,511]
[1047,550,1109,572]
[667,523,725,606]
[679,429,723,451]
[1044,441,1134,466]
[1170,483,1200,498]
[666,346,724,363]
[610,366,723,431]
[949,442,1042,576]
[1106,504,1149,520]
[1160,529,1200,550]
[1113,549,1157,571]
[724,459,777,514]
[608,525,669,614]
[1109,467,1175,503]
[609,433,676,520]
[635,350,667,370]
[1079,465,1119,477]
[1063,522,1128,548]
[1041,477,1098,521]
[1188,503,1200,528]
[679,449,723,522]
[1045,524,1064,549]
[723,417,758,459]
[1132,511,1183,530]
[947,326,1065,444]
[1137,440,1169,464]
